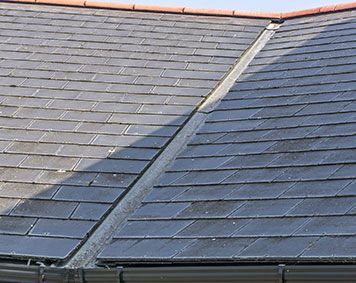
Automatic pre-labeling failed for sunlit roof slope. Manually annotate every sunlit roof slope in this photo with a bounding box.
[0,1,268,262]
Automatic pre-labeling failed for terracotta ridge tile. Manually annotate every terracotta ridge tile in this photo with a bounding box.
[281,1,356,18]
[1,0,356,20]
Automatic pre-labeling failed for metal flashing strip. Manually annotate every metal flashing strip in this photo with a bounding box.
[65,22,280,268]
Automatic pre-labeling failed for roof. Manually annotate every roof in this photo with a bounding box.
[98,8,356,264]
[0,0,355,271]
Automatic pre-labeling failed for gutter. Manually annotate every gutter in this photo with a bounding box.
[1,264,356,282]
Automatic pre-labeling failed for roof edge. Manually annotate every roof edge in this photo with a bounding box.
[3,0,356,19]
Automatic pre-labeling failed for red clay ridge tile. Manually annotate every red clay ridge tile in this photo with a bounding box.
[234,10,281,19]
[36,0,85,6]
[335,2,356,10]
[319,4,337,13]
[183,7,234,16]
[85,0,133,10]
[4,0,36,2]
[2,0,356,19]
[281,7,321,18]
[134,4,183,13]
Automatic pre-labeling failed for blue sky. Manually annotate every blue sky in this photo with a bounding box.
[102,0,350,12]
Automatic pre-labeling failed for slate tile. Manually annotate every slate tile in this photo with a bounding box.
[0,216,36,235]
[169,156,232,171]
[20,155,79,171]
[235,217,308,237]
[173,185,237,202]
[143,187,187,202]
[0,183,58,199]
[92,173,137,188]
[177,219,250,238]
[0,235,80,259]
[177,201,243,219]
[37,170,97,186]
[287,197,356,216]
[29,120,79,131]
[110,113,185,126]
[281,180,351,198]
[41,132,95,145]
[238,237,318,258]
[0,198,19,215]
[77,122,127,135]
[75,158,148,174]
[132,203,190,219]
[171,170,235,186]
[71,203,110,221]
[54,185,124,203]
[0,153,27,167]
[108,147,158,161]
[14,108,64,119]
[11,199,77,218]
[223,167,285,183]
[176,238,254,259]
[225,182,293,200]
[57,145,110,158]
[92,135,167,148]
[331,164,356,178]
[30,219,95,239]
[302,236,356,258]
[62,111,111,123]
[296,216,356,236]
[275,165,341,181]
[99,239,194,260]
[231,199,301,218]
[115,220,193,238]
[0,168,42,183]
[338,180,356,196]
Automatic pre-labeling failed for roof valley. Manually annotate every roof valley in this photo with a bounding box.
[65,22,280,268]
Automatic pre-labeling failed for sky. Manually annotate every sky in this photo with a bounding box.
[102,0,350,12]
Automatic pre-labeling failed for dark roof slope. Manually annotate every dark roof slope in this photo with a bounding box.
[0,2,268,262]
[98,9,356,264]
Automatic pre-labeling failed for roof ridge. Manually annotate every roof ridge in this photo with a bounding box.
[2,0,356,19]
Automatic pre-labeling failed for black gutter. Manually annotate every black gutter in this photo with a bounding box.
[0,264,356,283]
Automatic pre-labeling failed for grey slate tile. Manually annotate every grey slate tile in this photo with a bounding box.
[177,201,244,219]
[281,180,351,198]
[0,216,36,235]
[0,235,80,259]
[177,219,250,238]
[74,158,148,174]
[302,236,356,258]
[225,182,293,200]
[71,203,110,221]
[99,239,194,260]
[53,186,125,203]
[115,220,193,238]
[238,237,319,258]
[29,219,95,239]
[11,200,77,218]
[287,197,356,216]
[176,238,254,259]
[132,203,191,219]
[234,217,308,237]
[230,199,301,218]
[296,216,356,236]
[0,183,58,199]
